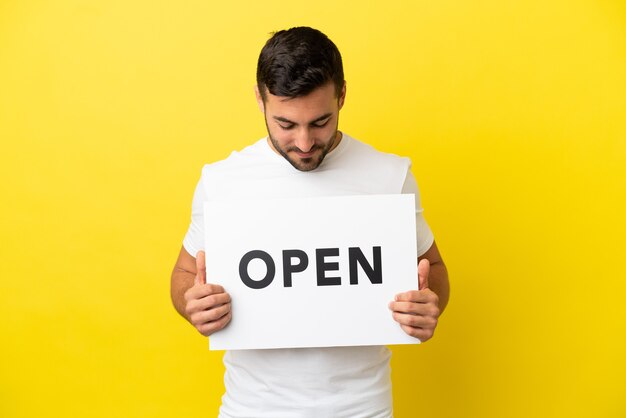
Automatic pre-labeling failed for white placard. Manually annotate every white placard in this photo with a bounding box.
[204,194,419,350]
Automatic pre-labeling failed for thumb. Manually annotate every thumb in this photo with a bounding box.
[418,258,430,290]
[195,250,206,285]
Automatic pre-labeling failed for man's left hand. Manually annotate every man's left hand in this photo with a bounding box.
[389,259,440,342]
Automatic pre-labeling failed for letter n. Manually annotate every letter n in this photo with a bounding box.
[349,246,382,285]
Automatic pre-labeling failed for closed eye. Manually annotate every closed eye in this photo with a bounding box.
[311,119,330,128]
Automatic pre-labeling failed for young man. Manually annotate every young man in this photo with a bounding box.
[171,26,449,417]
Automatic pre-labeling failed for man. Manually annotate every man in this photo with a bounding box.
[171,26,449,417]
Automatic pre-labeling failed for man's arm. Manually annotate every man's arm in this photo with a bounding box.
[171,246,232,336]
[418,241,449,312]
[389,241,449,342]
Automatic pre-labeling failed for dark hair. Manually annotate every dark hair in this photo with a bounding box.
[256,27,344,101]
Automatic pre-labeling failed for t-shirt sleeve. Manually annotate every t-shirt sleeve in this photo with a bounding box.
[182,172,206,258]
[401,170,435,257]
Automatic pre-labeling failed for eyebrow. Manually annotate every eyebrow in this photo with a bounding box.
[272,113,333,125]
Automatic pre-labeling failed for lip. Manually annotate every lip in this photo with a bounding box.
[294,150,316,158]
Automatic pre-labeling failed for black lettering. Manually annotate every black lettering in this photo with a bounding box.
[239,250,275,289]
[282,249,309,287]
[316,248,341,286]
[349,246,382,285]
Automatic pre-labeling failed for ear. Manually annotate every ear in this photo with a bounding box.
[254,85,265,113]
[338,81,347,110]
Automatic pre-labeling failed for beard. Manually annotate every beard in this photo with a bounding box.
[266,124,340,172]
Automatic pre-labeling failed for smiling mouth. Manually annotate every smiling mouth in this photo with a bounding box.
[291,146,319,159]
[295,150,316,158]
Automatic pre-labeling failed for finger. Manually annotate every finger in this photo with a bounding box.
[418,258,430,290]
[196,292,231,311]
[389,300,437,315]
[389,302,427,315]
[392,311,438,328]
[184,283,226,302]
[201,283,225,295]
[185,289,229,318]
[191,302,232,324]
[195,250,207,285]
[394,289,437,304]
[389,300,416,313]
[199,311,232,336]
[400,324,432,342]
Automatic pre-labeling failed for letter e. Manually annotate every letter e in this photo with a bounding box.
[316,248,341,286]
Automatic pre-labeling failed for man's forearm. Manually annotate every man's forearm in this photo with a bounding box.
[428,260,449,313]
[170,269,195,321]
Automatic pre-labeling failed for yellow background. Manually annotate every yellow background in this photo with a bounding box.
[1,0,625,417]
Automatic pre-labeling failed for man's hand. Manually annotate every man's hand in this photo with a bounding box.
[183,251,232,336]
[389,259,440,342]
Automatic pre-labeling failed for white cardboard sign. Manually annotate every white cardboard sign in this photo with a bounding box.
[204,194,419,350]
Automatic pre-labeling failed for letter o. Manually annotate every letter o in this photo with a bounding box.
[239,250,276,289]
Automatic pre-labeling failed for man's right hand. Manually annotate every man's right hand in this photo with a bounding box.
[183,251,232,336]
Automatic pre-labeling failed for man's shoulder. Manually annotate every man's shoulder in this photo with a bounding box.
[200,137,269,173]
[340,133,411,168]
[324,133,411,194]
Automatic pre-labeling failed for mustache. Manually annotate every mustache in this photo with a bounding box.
[287,144,321,153]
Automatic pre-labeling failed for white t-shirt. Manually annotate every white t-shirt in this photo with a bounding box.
[183,133,434,418]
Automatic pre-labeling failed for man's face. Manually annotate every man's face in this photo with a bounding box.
[256,81,346,172]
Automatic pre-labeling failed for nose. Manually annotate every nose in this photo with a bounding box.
[294,128,315,153]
